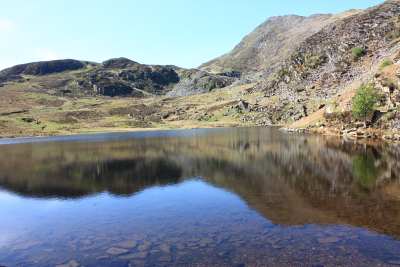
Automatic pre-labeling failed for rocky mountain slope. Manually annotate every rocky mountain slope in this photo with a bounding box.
[247,0,400,127]
[199,10,360,75]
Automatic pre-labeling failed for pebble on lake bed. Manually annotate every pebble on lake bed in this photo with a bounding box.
[107,247,129,255]
[119,252,148,259]
[55,260,80,267]
[158,255,172,262]
[11,241,44,251]
[118,240,138,248]
[317,237,342,243]
[159,244,171,253]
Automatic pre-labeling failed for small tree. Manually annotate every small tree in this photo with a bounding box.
[351,83,380,128]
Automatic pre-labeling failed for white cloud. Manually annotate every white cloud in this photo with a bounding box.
[34,49,60,61]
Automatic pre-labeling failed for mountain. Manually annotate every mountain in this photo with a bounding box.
[1,0,400,138]
[0,58,239,97]
[199,10,361,75]
[248,0,400,126]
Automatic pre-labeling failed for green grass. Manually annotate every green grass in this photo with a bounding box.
[350,47,364,62]
[380,58,392,69]
[23,93,57,100]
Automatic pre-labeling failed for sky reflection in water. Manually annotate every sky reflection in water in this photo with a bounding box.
[1,127,400,266]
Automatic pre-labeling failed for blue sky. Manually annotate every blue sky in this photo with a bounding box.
[0,0,385,70]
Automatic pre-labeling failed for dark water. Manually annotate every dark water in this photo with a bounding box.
[1,127,400,267]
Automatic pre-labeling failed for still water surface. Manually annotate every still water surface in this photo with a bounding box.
[1,127,400,266]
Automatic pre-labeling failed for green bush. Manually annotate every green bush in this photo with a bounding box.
[387,29,400,40]
[279,69,289,77]
[204,82,216,91]
[304,53,326,69]
[291,52,304,60]
[350,47,364,62]
[294,86,304,92]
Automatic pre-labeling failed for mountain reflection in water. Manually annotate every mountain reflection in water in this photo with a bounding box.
[1,127,400,266]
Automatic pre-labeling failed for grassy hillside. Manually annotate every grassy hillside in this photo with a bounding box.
[0,79,274,138]
[2,1,400,139]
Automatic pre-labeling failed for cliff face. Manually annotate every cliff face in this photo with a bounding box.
[255,0,400,93]
[199,11,360,75]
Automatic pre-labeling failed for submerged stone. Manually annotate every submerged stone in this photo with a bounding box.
[11,241,44,251]
[317,237,342,243]
[55,260,80,267]
[107,247,129,255]
[159,244,171,253]
[118,240,138,248]
[158,255,172,262]
[119,252,148,259]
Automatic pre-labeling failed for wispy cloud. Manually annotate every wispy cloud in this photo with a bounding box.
[34,49,60,61]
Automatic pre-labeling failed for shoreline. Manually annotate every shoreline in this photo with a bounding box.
[0,123,268,141]
[281,126,400,141]
[3,123,400,143]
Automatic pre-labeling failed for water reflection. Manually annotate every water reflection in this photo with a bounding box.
[352,152,381,193]
[0,127,400,266]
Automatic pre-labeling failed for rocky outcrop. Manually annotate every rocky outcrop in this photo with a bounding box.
[167,71,238,96]
[0,56,236,97]
[78,66,181,97]
[118,66,180,86]
[101,57,140,69]
[0,59,86,76]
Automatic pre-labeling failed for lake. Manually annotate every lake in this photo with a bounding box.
[1,127,400,267]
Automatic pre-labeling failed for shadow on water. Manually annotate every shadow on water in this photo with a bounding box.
[0,157,182,198]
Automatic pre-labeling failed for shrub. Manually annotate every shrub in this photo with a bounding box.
[381,77,398,92]
[350,47,364,62]
[204,82,216,91]
[279,69,290,77]
[387,29,400,40]
[323,112,339,121]
[294,86,304,92]
[291,52,304,60]
[339,111,355,123]
[304,53,326,69]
